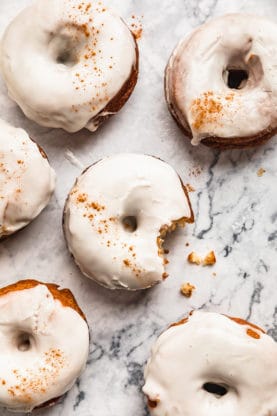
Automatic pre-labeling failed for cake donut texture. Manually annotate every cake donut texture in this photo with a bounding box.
[165,14,277,149]
[0,280,89,413]
[143,311,277,416]
[0,0,138,133]
[63,154,194,290]
[0,119,55,238]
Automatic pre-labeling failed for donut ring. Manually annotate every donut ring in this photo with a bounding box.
[0,0,138,133]
[0,280,89,413]
[165,14,277,149]
[63,154,194,290]
[0,119,55,238]
[143,311,277,416]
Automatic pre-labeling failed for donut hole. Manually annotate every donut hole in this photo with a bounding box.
[225,68,249,89]
[49,25,89,67]
[202,382,228,398]
[16,333,33,352]
[122,216,138,232]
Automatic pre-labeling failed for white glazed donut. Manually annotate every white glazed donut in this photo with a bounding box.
[0,119,55,238]
[0,0,138,133]
[0,280,89,413]
[165,14,277,149]
[63,154,194,290]
[143,311,277,416]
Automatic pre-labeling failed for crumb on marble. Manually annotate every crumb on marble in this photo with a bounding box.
[187,250,216,266]
[257,168,266,177]
[203,251,216,266]
[180,282,196,298]
[187,251,202,265]
[186,183,195,193]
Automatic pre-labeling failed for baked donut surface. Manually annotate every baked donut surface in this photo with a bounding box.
[0,0,138,133]
[63,154,194,290]
[0,119,55,238]
[165,14,277,149]
[143,311,277,416]
[0,279,89,413]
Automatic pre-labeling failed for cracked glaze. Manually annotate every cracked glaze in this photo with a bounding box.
[0,0,276,415]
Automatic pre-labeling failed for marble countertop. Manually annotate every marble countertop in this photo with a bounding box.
[0,0,276,415]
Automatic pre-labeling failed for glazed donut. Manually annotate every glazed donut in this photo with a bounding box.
[143,311,277,416]
[0,0,138,133]
[0,119,55,238]
[63,154,194,290]
[165,14,277,149]
[0,280,89,413]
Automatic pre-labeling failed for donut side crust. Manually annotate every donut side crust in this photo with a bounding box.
[87,32,139,130]
[0,279,86,320]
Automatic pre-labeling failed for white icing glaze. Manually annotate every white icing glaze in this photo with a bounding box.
[0,0,137,133]
[63,154,193,290]
[0,282,89,413]
[143,311,277,416]
[0,119,55,238]
[166,14,277,145]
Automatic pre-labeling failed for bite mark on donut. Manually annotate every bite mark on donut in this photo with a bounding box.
[157,182,194,280]
[0,280,86,320]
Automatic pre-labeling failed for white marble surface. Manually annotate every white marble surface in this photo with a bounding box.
[0,0,277,415]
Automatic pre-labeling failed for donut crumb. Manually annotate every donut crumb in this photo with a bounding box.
[203,251,216,266]
[187,252,202,265]
[186,183,195,193]
[257,168,266,177]
[187,251,216,266]
[180,282,196,298]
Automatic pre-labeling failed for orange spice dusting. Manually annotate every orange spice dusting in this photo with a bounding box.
[130,14,143,40]
[247,328,260,339]
[189,166,203,178]
[123,259,131,267]
[191,91,225,130]
[186,183,195,193]
[6,349,66,403]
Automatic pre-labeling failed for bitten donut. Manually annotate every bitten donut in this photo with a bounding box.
[165,14,277,149]
[143,311,277,416]
[0,0,138,133]
[63,154,194,290]
[0,119,55,238]
[0,280,89,413]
